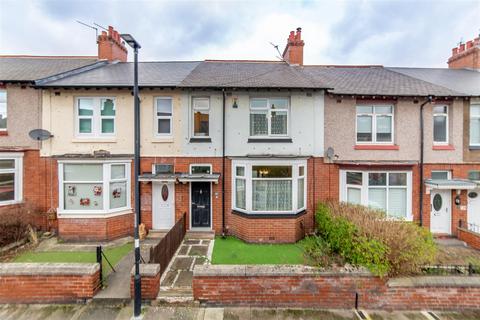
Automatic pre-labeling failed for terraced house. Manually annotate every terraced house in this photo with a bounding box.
[2,27,480,242]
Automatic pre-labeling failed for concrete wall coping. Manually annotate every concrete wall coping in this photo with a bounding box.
[0,263,100,276]
[458,226,480,237]
[193,265,373,277]
[131,263,160,277]
[388,276,480,288]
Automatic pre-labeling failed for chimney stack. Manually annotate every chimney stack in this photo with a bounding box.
[282,27,304,66]
[447,36,480,70]
[97,26,128,62]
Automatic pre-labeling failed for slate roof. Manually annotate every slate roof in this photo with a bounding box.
[301,66,464,96]
[179,61,320,88]
[27,58,476,97]
[39,61,201,87]
[0,56,99,81]
[387,67,480,96]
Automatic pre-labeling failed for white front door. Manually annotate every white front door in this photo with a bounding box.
[152,182,175,230]
[430,189,451,234]
[467,189,480,226]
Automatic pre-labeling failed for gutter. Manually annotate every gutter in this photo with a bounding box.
[419,96,433,226]
[222,89,226,236]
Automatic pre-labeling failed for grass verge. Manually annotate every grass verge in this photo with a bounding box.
[13,242,132,277]
[211,236,305,265]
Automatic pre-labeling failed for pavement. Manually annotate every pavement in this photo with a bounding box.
[1,304,479,320]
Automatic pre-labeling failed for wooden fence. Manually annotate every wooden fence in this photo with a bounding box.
[148,213,187,275]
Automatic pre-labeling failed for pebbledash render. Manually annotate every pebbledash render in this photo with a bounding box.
[1,26,480,242]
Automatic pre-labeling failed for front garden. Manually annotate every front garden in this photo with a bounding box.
[211,201,480,277]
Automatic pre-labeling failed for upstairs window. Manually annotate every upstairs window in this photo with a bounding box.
[192,97,209,137]
[155,97,173,136]
[469,171,480,181]
[76,97,116,137]
[470,104,480,146]
[250,98,289,137]
[0,90,6,130]
[356,105,393,144]
[433,105,448,144]
[431,171,451,180]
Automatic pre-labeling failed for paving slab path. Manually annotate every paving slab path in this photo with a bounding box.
[157,232,214,303]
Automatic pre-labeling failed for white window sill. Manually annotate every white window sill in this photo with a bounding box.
[72,138,117,143]
[0,200,22,207]
[57,208,133,219]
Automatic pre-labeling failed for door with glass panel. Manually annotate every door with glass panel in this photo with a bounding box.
[430,190,451,234]
[191,182,211,228]
[152,182,175,230]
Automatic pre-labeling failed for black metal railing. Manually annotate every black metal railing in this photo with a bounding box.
[458,219,480,234]
[96,245,117,287]
[421,264,480,276]
[148,213,187,276]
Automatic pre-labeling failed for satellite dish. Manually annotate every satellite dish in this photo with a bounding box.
[29,129,53,141]
[326,147,335,160]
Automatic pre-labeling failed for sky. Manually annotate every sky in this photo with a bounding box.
[0,0,479,67]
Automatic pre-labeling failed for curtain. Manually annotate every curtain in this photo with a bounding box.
[235,178,246,209]
[368,188,386,211]
[271,111,287,135]
[252,180,292,211]
[388,188,407,218]
[297,178,304,209]
[347,187,361,204]
[250,112,268,136]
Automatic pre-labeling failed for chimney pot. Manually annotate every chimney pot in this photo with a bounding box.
[459,43,466,52]
[467,40,474,49]
[452,47,458,55]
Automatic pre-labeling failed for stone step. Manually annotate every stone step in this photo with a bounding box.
[185,231,215,240]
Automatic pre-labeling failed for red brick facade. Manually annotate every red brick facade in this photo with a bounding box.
[12,150,480,242]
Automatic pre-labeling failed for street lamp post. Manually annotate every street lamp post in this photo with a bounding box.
[120,33,142,319]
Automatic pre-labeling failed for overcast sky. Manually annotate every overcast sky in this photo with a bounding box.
[1,0,479,67]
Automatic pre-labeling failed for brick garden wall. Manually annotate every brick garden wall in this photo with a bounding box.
[130,264,160,300]
[193,265,480,310]
[457,227,480,250]
[0,263,101,303]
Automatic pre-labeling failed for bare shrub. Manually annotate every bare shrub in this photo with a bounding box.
[0,202,44,247]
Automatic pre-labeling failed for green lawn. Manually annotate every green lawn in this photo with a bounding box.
[14,242,132,277]
[211,236,305,265]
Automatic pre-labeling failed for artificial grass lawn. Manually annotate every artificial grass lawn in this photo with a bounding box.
[14,242,132,277]
[211,236,305,265]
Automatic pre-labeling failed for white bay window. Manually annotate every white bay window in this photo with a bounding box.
[340,170,412,220]
[233,160,306,214]
[59,161,131,215]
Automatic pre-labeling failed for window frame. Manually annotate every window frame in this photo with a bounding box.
[431,170,451,180]
[190,164,212,174]
[340,170,412,220]
[0,153,23,206]
[433,105,449,145]
[58,160,131,216]
[191,97,210,138]
[249,97,290,138]
[0,89,7,131]
[469,103,480,147]
[154,97,173,137]
[355,104,394,145]
[75,97,116,138]
[232,159,306,214]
